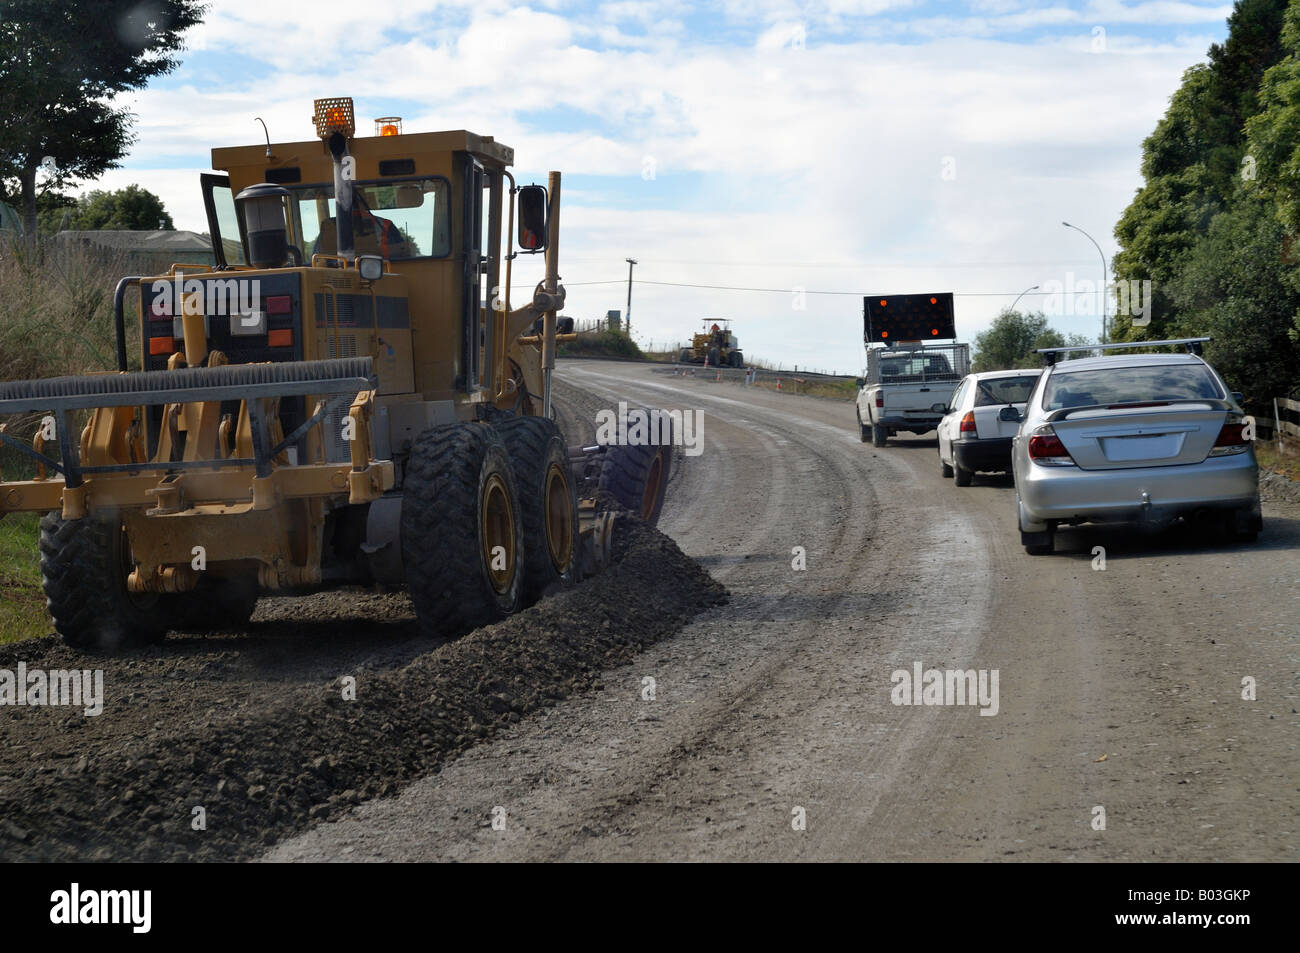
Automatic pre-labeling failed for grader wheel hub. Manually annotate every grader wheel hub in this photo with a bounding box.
[544,462,575,573]
[641,452,665,520]
[481,472,517,595]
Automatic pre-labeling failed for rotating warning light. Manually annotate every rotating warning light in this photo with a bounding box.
[312,97,356,138]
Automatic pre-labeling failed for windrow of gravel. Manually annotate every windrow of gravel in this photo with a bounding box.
[0,519,726,861]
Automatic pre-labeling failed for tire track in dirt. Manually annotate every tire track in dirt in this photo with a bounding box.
[266,363,1001,861]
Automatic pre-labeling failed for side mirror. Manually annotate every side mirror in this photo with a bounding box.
[930,403,948,414]
[998,406,1023,423]
[517,185,547,253]
[357,255,384,282]
[855,378,864,388]
[1231,391,1244,405]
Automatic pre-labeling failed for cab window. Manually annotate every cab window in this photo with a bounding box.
[290,177,451,260]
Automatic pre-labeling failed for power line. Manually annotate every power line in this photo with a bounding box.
[562,278,1067,298]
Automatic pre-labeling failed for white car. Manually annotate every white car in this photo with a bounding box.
[937,369,1042,486]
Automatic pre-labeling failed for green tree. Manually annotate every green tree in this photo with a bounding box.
[0,1,205,244]
[58,185,175,232]
[1113,0,1288,341]
[1166,196,1300,404]
[972,310,1091,372]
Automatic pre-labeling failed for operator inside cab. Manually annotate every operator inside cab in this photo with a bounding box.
[313,190,416,260]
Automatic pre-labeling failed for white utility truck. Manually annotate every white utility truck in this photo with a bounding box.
[855,293,969,447]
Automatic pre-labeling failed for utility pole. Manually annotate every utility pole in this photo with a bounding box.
[625,258,637,335]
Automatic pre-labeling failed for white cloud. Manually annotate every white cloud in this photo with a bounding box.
[89,1,1224,372]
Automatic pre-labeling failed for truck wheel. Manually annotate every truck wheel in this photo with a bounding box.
[953,461,973,486]
[856,409,870,443]
[39,511,170,650]
[496,416,579,602]
[598,414,673,526]
[871,424,887,448]
[402,423,524,638]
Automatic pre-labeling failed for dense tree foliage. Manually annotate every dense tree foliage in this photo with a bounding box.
[1112,0,1300,404]
[0,1,205,244]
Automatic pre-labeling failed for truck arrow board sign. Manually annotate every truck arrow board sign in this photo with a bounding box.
[864,293,956,343]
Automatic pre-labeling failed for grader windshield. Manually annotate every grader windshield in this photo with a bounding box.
[290,177,452,260]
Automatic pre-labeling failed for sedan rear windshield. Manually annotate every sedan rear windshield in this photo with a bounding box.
[974,376,1038,407]
[1042,364,1224,411]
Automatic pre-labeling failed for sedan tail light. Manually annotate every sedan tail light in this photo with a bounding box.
[1027,425,1075,466]
[1210,414,1250,456]
[960,411,976,435]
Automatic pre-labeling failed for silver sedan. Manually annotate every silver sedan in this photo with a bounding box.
[1007,343,1260,555]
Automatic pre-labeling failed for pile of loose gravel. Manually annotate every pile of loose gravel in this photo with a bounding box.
[0,519,726,861]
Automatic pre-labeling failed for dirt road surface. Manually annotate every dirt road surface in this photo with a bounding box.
[266,359,1300,862]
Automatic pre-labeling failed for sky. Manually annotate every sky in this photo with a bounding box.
[89,0,1234,374]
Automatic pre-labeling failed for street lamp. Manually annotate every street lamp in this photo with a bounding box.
[625,258,637,335]
[1062,221,1107,342]
[1010,284,1038,314]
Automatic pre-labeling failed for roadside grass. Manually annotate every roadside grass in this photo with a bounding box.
[0,512,47,643]
[0,240,128,644]
[1256,436,1300,481]
[748,375,857,400]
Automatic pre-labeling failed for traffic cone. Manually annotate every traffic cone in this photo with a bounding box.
[776,377,781,391]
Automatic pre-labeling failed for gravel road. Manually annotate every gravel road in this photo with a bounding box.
[263,359,1300,862]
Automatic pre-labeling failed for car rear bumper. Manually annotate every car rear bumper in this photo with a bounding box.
[877,414,941,431]
[954,436,1012,473]
[1017,451,1259,524]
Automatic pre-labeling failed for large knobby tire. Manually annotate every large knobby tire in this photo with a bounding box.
[598,411,673,526]
[707,346,720,367]
[40,512,170,650]
[678,348,693,364]
[402,423,525,638]
[495,416,579,602]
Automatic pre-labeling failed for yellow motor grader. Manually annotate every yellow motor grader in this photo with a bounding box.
[0,98,672,649]
[678,319,743,368]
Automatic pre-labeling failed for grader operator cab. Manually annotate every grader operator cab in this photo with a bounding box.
[679,319,743,368]
[0,98,673,650]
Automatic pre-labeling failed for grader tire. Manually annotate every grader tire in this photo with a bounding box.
[402,423,525,638]
[598,412,673,526]
[39,512,170,650]
[496,416,579,602]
